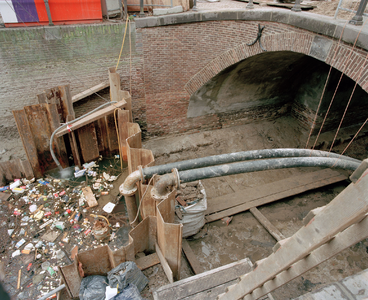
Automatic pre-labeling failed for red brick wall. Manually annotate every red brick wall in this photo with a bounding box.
[137,20,368,137]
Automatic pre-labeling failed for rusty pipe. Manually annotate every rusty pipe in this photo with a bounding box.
[119,169,142,196]
[151,168,180,200]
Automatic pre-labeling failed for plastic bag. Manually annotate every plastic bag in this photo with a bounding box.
[111,283,143,300]
[175,181,207,237]
[107,261,148,292]
[79,275,108,300]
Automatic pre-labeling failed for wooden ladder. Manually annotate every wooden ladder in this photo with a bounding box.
[218,160,368,300]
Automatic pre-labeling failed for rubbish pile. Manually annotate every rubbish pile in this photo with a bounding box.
[175,181,207,238]
[0,157,130,299]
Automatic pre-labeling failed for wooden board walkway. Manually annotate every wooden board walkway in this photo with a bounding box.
[153,257,253,300]
[205,169,347,223]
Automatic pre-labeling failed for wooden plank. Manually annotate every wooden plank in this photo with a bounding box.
[182,239,204,275]
[66,115,81,169]
[37,92,47,104]
[153,257,253,300]
[106,113,120,153]
[218,170,368,300]
[77,123,99,163]
[45,103,69,168]
[120,90,132,122]
[245,215,368,300]
[156,242,173,284]
[136,253,160,270]
[0,192,11,201]
[182,280,238,300]
[0,164,6,186]
[206,169,347,223]
[20,160,34,179]
[0,161,16,181]
[72,82,109,103]
[12,109,42,178]
[250,207,285,242]
[58,85,75,121]
[118,110,130,161]
[109,67,121,103]
[94,118,109,157]
[82,186,98,207]
[56,100,126,137]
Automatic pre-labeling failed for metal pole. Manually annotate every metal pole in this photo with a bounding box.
[124,0,128,20]
[291,0,302,12]
[349,0,368,25]
[37,284,66,300]
[192,0,197,11]
[246,0,254,9]
[43,0,54,26]
[140,0,145,17]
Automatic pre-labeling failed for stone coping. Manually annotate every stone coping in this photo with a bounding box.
[135,8,368,51]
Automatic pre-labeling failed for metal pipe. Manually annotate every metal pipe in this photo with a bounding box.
[43,0,54,26]
[291,0,302,12]
[37,284,66,300]
[151,157,360,199]
[349,0,368,25]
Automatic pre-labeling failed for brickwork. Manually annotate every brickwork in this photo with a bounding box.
[2,18,368,139]
[0,23,145,128]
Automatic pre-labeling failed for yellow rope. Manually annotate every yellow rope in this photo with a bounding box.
[115,16,129,71]
[114,108,124,170]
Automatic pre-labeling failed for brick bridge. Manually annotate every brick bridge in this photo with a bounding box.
[1,9,368,137]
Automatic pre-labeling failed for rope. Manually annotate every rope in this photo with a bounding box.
[332,118,368,167]
[130,174,157,227]
[129,18,132,96]
[115,16,129,71]
[114,108,124,170]
[312,14,367,152]
[305,6,359,150]
[328,19,368,153]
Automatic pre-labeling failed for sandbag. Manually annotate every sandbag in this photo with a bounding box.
[175,181,207,238]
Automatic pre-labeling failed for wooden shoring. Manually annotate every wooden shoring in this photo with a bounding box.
[218,164,368,300]
[109,67,121,103]
[77,123,100,163]
[0,159,34,183]
[206,169,347,223]
[140,184,157,219]
[156,190,183,282]
[72,82,109,103]
[117,109,130,161]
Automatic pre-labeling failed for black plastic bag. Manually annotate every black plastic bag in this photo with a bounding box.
[107,261,148,292]
[79,275,108,300]
[111,283,143,300]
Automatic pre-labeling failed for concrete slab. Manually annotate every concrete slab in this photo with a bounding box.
[293,269,368,300]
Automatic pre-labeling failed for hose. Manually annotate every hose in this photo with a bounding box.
[50,102,117,171]
[120,149,361,195]
[151,157,360,198]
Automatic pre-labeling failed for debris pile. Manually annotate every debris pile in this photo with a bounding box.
[175,181,207,238]
[0,157,129,299]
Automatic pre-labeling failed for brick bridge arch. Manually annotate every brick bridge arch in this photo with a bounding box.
[184,31,368,96]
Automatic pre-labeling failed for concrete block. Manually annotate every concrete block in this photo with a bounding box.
[293,284,350,300]
[309,35,333,62]
[237,9,273,21]
[270,10,290,23]
[341,268,368,298]
[168,5,183,14]
[159,12,199,25]
[153,6,183,16]
[135,16,159,28]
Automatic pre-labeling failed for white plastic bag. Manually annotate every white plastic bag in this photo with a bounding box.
[175,181,207,238]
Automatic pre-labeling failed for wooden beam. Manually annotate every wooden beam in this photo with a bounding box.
[218,170,368,300]
[244,215,368,300]
[136,253,160,271]
[72,82,109,103]
[153,257,253,300]
[56,101,126,137]
[205,169,347,223]
[182,239,204,275]
[12,109,42,178]
[250,207,285,242]
[109,67,121,103]
[156,242,174,284]
[77,123,99,163]
[58,85,75,121]
[66,115,82,169]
